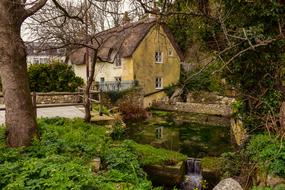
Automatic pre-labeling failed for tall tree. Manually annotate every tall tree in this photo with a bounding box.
[0,0,48,147]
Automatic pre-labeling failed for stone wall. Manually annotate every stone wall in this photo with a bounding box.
[187,91,236,105]
[101,88,144,109]
[0,93,82,105]
[152,101,233,117]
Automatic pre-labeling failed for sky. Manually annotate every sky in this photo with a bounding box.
[21,0,134,41]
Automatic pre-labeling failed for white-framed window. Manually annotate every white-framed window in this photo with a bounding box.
[168,47,174,56]
[33,58,39,64]
[115,77,122,82]
[115,56,122,67]
[44,58,50,63]
[155,77,163,89]
[155,51,163,63]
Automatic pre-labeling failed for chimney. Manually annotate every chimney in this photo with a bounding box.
[122,11,131,25]
[149,1,159,19]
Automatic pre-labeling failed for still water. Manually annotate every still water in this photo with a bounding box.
[126,110,234,158]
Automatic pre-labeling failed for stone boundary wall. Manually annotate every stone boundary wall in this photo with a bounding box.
[152,101,233,117]
[101,88,144,109]
[0,93,81,105]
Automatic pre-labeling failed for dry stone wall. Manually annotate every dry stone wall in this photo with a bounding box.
[152,101,233,117]
[0,93,81,105]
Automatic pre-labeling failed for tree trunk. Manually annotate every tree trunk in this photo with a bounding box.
[84,50,98,122]
[0,4,37,147]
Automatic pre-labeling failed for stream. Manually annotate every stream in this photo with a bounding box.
[126,110,234,189]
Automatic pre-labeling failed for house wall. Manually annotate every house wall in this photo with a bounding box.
[94,58,134,82]
[132,25,181,95]
[72,64,87,82]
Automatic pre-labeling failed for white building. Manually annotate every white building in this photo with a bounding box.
[26,42,66,64]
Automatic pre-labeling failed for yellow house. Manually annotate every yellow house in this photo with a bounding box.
[69,18,184,107]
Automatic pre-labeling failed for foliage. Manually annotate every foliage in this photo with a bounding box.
[105,89,133,103]
[247,134,285,178]
[118,101,149,121]
[166,0,218,52]
[151,110,172,117]
[92,103,110,116]
[111,120,126,140]
[0,118,107,189]
[28,61,84,92]
[0,155,96,190]
[219,150,251,178]
[165,84,176,98]
[201,157,223,171]
[180,62,225,93]
[124,140,187,166]
[1,118,184,189]
[220,1,285,133]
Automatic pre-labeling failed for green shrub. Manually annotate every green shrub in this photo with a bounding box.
[247,134,285,178]
[28,61,84,92]
[0,118,165,190]
[105,89,132,103]
[0,155,96,190]
[181,62,224,93]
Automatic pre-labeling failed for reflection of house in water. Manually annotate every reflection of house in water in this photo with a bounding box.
[135,125,181,151]
[155,127,164,139]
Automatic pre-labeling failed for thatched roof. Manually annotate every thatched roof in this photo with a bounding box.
[69,18,184,65]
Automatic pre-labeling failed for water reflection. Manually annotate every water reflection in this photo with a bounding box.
[126,111,233,158]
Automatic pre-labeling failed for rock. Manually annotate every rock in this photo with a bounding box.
[186,93,194,103]
[267,175,285,187]
[91,158,101,173]
[230,119,248,146]
[170,88,183,103]
[143,161,185,187]
[213,178,243,190]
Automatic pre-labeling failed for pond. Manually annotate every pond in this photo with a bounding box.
[126,110,234,158]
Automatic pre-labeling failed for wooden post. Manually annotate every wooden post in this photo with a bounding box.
[32,92,37,118]
[99,89,103,116]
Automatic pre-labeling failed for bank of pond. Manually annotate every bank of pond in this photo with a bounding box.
[0,111,284,190]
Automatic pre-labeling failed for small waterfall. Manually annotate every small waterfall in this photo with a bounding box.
[182,158,203,190]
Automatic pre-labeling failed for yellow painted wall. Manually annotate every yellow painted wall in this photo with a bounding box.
[132,25,181,95]
[94,58,134,82]
[71,58,134,83]
[144,91,167,108]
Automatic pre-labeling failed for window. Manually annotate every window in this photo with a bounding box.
[33,58,39,64]
[115,77,122,82]
[115,56,121,67]
[155,51,163,63]
[155,77,163,89]
[40,58,45,64]
[44,58,50,63]
[100,77,105,83]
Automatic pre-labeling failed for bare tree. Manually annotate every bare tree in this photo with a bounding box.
[0,0,122,147]
[26,0,126,122]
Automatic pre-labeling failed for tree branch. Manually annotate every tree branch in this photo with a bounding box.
[51,0,84,23]
[23,0,48,19]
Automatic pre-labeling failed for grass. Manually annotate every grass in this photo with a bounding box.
[125,140,187,166]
